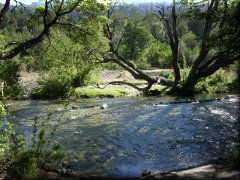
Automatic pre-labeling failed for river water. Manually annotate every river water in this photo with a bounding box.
[6,95,239,178]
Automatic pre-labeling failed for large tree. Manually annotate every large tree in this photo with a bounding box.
[100,0,239,94]
[180,0,240,92]
[99,3,174,94]
[0,0,104,61]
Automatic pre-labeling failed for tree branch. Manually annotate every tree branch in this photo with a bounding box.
[93,81,153,93]
[0,0,82,60]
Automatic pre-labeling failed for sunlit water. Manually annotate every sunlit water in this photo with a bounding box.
[6,95,239,178]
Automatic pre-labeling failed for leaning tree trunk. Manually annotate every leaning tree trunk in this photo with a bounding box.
[181,73,200,94]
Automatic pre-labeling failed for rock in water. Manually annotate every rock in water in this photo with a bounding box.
[71,105,78,109]
[100,103,108,109]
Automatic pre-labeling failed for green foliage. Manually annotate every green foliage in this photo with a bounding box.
[158,70,175,80]
[121,24,154,61]
[142,42,172,69]
[195,69,238,93]
[0,60,24,99]
[32,63,98,99]
[6,114,65,179]
[28,27,102,99]
[177,68,238,94]
[72,65,98,87]
[32,67,75,99]
[180,31,200,67]
[0,107,14,167]
[102,62,121,70]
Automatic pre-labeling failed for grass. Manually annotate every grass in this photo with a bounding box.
[75,86,133,98]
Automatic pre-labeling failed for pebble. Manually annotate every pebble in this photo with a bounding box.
[100,103,108,109]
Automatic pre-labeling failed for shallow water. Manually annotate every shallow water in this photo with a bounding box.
[7,95,239,178]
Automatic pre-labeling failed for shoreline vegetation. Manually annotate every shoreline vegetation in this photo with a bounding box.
[17,69,239,100]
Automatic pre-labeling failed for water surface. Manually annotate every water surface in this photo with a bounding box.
[7,95,239,177]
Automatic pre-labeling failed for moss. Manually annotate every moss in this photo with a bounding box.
[75,86,131,98]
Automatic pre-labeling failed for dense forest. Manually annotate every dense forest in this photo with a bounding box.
[0,0,240,179]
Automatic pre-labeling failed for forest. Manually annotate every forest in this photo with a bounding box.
[0,0,239,179]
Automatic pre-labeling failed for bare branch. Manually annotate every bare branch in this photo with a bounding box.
[93,81,151,92]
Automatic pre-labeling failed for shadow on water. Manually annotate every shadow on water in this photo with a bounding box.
[5,95,240,178]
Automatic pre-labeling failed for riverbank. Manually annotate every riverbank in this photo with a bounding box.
[19,70,167,99]
[39,164,239,179]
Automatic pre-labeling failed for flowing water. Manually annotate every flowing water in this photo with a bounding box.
[6,95,239,178]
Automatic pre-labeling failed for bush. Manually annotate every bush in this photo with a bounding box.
[32,76,74,99]
[72,65,98,87]
[0,60,24,99]
[31,67,75,99]
[195,69,238,93]
[32,64,98,99]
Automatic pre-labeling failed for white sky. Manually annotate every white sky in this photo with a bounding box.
[0,0,171,5]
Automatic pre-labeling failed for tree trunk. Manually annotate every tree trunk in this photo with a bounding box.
[172,50,181,85]
[0,0,10,26]
[181,74,200,94]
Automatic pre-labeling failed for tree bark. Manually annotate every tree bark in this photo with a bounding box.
[0,0,10,26]
[172,47,181,85]
[181,74,200,94]
[158,0,181,85]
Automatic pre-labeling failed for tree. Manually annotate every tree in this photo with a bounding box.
[0,0,103,61]
[181,0,240,92]
[156,0,239,93]
[99,2,174,94]
[157,0,181,85]
[121,23,153,61]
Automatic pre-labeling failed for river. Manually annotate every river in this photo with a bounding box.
[6,94,239,178]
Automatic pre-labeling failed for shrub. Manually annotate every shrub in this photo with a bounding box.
[0,60,24,99]
[32,64,98,99]
[31,67,75,99]
[32,76,74,99]
[195,69,237,93]
[72,65,98,87]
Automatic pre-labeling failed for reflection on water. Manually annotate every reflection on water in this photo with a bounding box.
[7,95,239,177]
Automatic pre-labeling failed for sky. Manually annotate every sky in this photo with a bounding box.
[0,0,171,5]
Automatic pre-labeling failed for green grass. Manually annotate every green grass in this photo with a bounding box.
[75,86,132,98]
